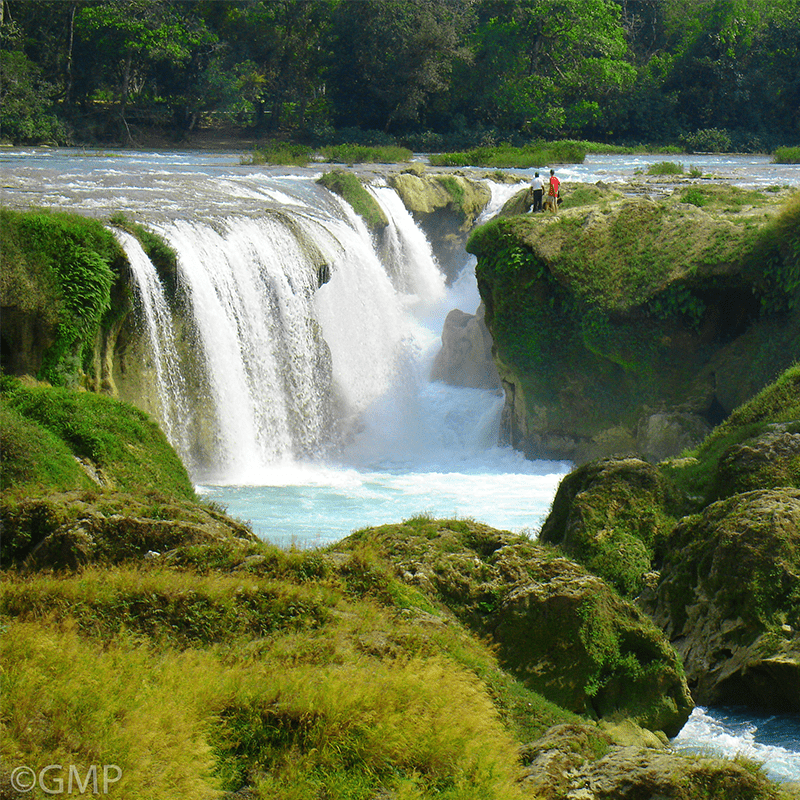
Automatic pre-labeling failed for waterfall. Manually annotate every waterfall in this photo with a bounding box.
[116,182,454,480]
[113,228,191,459]
[116,177,520,481]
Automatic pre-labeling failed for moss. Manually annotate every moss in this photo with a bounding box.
[1,376,195,501]
[317,169,388,232]
[0,207,129,385]
[540,458,683,596]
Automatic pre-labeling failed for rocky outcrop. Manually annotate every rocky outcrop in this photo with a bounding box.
[539,457,682,596]
[542,366,800,713]
[430,302,500,389]
[388,170,491,279]
[338,518,693,736]
[469,189,800,464]
[641,488,800,710]
[520,722,780,800]
[0,490,258,570]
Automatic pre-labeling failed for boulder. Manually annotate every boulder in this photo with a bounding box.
[338,519,693,735]
[710,421,800,500]
[1,490,258,569]
[519,722,781,800]
[642,488,800,709]
[539,457,682,596]
[430,303,501,390]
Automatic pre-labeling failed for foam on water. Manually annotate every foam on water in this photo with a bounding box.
[673,707,800,783]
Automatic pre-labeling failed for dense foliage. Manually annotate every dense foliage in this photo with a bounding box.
[2,0,798,149]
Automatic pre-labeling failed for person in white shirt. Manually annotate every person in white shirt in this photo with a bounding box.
[530,171,544,212]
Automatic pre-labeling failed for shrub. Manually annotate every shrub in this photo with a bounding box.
[647,161,684,175]
[681,128,732,153]
[773,146,800,164]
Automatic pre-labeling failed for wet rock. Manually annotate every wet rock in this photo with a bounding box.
[430,303,501,390]
[642,488,800,709]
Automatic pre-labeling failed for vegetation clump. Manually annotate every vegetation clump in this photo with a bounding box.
[317,170,388,232]
[773,146,800,164]
[647,161,684,175]
[429,141,586,168]
[0,208,127,386]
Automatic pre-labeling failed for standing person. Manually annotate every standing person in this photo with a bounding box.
[530,171,544,212]
[547,168,560,213]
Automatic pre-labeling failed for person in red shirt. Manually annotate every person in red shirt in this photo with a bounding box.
[547,169,560,213]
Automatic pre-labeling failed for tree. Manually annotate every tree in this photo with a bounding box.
[72,0,217,140]
[326,0,475,133]
[458,0,635,138]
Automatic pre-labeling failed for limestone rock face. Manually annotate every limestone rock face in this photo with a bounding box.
[642,488,800,709]
[469,190,800,464]
[337,519,693,736]
[388,172,491,279]
[430,303,500,390]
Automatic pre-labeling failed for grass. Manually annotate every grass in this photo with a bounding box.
[317,170,388,231]
[429,141,585,168]
[0,376,195,500]
[773,146,800,164]
[647,161,684,175]
[0,534,563,799]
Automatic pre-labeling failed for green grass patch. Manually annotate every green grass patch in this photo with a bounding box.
[430,141,585,168]
[647,161,684,175]
[317,170,388,231]
[243,141,314,166]
[320,143,412,164]
[772,146,800,164]
[1,376,195,499]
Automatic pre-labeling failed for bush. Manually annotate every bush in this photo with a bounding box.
[647,161,684,175]
[681,128,732,153]
[773,146,800,164]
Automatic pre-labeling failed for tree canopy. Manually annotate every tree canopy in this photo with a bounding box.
[1,0,798,148]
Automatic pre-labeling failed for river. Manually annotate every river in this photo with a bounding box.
[2,147,799,781]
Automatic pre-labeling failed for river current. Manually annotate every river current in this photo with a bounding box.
[2,147,799,780]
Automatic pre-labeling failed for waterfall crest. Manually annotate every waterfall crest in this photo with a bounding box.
[118,182,478,481]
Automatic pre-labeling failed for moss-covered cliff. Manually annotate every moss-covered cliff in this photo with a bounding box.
[469,187,800,463]
[541,364,800,713]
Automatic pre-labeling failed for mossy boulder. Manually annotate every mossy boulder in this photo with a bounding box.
[339,518,693,735]
[388,171,491,278]
[539,457,683,596]
[642,488,800,710]
[1,376,195,500]
[317,169,389,233]
[520,721,783,800]
[0,490,258,569]
[469,190,800,463]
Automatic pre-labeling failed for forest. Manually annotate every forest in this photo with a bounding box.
[1,0,799,151]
